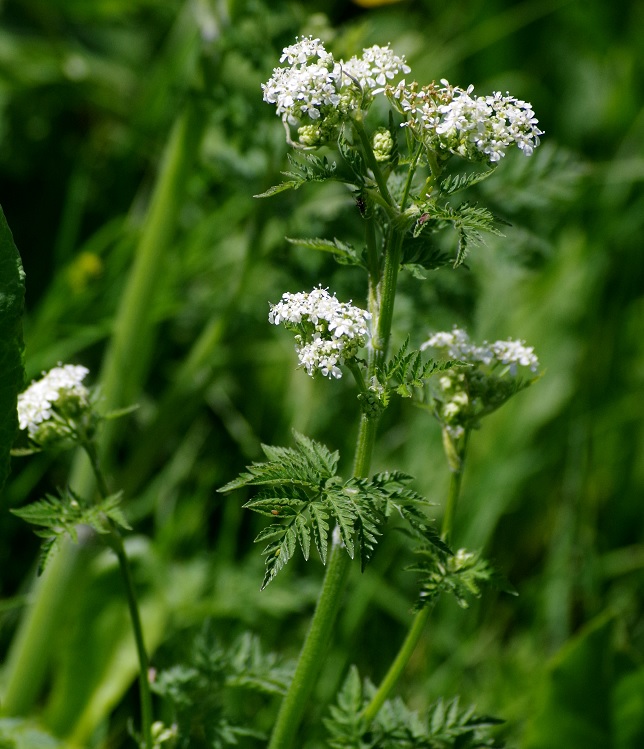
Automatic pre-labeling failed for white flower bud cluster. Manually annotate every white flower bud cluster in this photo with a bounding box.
[18,364,90,438]
[388,79,542,162]
[269,287,371,379]
[421,327,539,443]
[421,327,539,374]
[262,37,410,145]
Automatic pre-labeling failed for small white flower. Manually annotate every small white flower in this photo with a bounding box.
[263,37,411,141]
[269,287,371,379]
[18,364,90,436]
[389,80,542,162]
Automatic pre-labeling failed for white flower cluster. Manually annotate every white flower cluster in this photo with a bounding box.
[18,364,90,437]
[388,79,542,162]
[421,327,539,374]
[269,287,371,379]
[421,328,539,445]
[342,44,411,92]
[262,36,410,144]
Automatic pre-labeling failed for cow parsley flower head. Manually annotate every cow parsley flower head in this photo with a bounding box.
[17,364,91,446]
[421,327,538,374]
[421,328,539,469]
[387,79,542,162]
[263,37,410,147]
[269,287,371,379]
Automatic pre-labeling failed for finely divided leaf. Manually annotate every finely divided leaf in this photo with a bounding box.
[285,237,366,268]
[439,167,497,195]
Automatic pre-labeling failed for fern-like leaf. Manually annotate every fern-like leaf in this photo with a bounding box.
[439,166,497,195]
[285,236,366,268]
[254,152,340,198]
[326,666,505,748]
[11,488,129,573]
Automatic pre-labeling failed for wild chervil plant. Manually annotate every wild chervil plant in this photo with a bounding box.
[9,32,544,749]
[218,35,543,749]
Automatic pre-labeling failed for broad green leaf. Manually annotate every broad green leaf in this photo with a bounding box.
[0,205,25,496]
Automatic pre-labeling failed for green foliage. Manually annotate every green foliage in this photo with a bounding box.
[219,433,447,586]
[408,547,515,611]
[439,168,497,196]
[325,665,504,748]
[0,205,25,496]
[0,719,60,749]
[285,236,366,268]
[11,488,130,572]
[415,202,506,267]
[152,627,293,749]
[254,153,340,198]
[376,338,457,401]
[338,131,367,185]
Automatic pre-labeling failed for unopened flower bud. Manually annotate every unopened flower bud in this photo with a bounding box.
[372,127,394,162]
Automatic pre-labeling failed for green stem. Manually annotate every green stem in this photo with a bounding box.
[267,415,379,749]
[360,451,466,723]
[441,464,464,543]
[83,441,154,749]
[108,532,154,749]
[268,183,408,749]
[361,604,432,723]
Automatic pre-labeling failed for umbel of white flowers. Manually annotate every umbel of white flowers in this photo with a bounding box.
[17,364,91,445]
[269,287,371,379]
[421,327,539,441]
[262,36,410,146]
[262,36,542,162]
[387,79,542,162]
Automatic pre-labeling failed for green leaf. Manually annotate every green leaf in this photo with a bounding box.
[309,502,330,565]
[285,237,366,268]
[253,181,300,198]
[439,166,497,195]
[12,489,130,573]
[409,547,500,610]
[325,666,504,748]
[0,205,25,496]
[337,131,366,184]
[219,430,338,494]
[0,718,61,748]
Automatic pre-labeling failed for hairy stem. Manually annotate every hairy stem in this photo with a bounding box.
[268,178,407,748]
[267,414,378,749]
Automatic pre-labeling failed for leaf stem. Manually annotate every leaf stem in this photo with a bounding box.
[359,452,467,723]
[82,441,154,749]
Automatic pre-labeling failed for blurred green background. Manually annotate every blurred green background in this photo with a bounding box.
[1,0,643,747]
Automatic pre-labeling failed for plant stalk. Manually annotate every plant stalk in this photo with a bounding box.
[82,441,154,749]
[266,414,378,749]
[360,462,466,723]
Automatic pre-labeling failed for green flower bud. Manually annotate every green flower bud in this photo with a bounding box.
[372,127,394,162]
